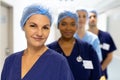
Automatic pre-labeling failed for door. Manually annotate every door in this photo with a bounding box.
[0,1,13,76]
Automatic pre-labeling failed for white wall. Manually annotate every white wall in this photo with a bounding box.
[97,14,107,31]
[106,7,120,59]
[2,0,29,52]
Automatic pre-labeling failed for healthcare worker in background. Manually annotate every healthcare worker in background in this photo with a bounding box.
[74,9,102,63]
[47,11,102,80]
[88,10,117,80]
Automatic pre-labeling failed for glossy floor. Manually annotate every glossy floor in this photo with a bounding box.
[108,55,120,80]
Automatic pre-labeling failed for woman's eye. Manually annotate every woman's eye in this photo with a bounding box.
[83,15,86,18]
[43,25,50,30]
[71,23,76,26]
[61,23,66,26]
[30,24,36,27]
[79,15,81,18]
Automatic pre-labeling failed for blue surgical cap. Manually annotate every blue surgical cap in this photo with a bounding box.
[20,4,52,28]
[57,11,78,27]
[89,10,98,18]
[76,9,88,18]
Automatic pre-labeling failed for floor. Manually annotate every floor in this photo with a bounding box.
[108,55,120,80]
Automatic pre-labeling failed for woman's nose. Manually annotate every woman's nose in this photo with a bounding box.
[66,25,71,30]
[36,28,43,36]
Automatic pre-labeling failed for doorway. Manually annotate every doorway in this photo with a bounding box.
[0,1,13,75]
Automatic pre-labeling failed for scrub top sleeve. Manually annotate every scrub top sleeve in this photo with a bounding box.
[1,58,8,80]
[59,58,74,80]
[89,45,102,80]
[1,54,16,80]
[1,56,11,80]
[107,34,117,53]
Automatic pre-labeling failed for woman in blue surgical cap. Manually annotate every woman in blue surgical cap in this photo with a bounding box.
[1,4,74,80]
[47,11,102,80]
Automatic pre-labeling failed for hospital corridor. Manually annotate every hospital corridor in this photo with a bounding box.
[0,0,120,80]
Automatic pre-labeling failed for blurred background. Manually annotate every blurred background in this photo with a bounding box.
[0,0,120,80]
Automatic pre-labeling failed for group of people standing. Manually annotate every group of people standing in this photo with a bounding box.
[1,3,117,80]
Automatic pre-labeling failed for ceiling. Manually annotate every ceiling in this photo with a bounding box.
[26,0,120,15]
[95,0,120,14]
[27,0,102,13]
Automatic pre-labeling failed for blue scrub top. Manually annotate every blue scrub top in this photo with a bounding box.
[74,31,102,62]
[98,30,117,78]
[1,49,74,80]
[47,39,102,80]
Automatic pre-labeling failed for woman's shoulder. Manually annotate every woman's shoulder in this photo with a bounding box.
[86,31,100,45]
[47,41,58,47]
[46,49,67,62]
[5,50,24,62]
[76,38,93,47]
[76,39,95,53]
[86,31,98,39]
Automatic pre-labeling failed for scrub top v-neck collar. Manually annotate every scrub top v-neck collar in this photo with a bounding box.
[56,39,82,58]
[57,41,76,57]
[17,49,49,80]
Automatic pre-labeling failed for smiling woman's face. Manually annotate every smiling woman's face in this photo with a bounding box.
[23,14,51,48]
[58,17,77,39]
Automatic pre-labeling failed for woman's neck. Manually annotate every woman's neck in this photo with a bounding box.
[59,37,75,44]
[77,27,86,39]
[58,37,75,56]
[24,45,48,56]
